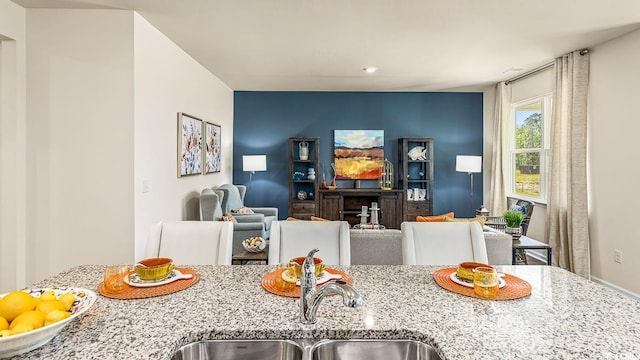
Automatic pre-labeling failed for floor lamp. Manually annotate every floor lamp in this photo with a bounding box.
[456,155,482,216]
[242,155,267,205]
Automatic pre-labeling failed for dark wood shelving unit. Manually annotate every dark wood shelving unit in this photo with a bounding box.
[288,137,320,219]
[398,137,434,221]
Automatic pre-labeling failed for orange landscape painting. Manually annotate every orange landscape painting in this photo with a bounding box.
[334,130,384,179]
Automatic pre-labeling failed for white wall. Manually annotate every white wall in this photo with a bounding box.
[589,28,640,296]
[133,13,233,260]
[0,0,27,293]
[25,9,135,284]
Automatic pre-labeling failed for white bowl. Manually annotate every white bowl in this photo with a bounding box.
[0,287,96,358]
[242,237,266,253]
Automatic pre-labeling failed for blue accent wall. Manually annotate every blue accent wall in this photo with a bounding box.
[233,91,483,219]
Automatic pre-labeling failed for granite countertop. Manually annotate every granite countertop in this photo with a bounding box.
[10,265,640,359]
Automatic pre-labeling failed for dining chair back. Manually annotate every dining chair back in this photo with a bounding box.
[268,220,351,265]
[401,221,488,265]
[145,221,234,265]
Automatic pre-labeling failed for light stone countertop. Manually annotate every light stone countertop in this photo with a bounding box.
[9,265,640,359]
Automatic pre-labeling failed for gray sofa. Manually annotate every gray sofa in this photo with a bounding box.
[349,225,512,265]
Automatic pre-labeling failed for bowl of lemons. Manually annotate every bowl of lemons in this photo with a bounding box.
[242,237,266,253]
[0,287,96,358]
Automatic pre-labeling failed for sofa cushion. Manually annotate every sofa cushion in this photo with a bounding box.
[416,212,454,222]
[444,216,486,227]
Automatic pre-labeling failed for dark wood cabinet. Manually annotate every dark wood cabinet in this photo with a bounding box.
[318,189,404,229]
[398,137,434,221]
[288,137,320,219]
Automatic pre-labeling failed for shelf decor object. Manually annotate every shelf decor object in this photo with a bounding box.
[379,158,394,190]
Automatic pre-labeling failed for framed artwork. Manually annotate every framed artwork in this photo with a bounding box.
[177,112,203,177]
[203,121,221,174]
[334,130,384,179]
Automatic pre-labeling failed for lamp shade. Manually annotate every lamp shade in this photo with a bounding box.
[242,155,267,172]
[456,155,482,173]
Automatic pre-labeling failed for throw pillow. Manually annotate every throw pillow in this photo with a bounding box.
[221,213,238,223]
[444,216,486,227]
[232,207,254,214]
[310,216,329,221]
[286,217,302,221]
[416,212,454,222]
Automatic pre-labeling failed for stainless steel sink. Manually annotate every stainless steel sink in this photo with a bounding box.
[171,340,304,360]
[310,339,442,360]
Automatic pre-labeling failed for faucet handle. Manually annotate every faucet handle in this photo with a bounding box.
[303,248,320,276]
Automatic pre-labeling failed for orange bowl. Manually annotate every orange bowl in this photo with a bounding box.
[134,258,174,281]
[287,257,325,278]
[456,262,492,282]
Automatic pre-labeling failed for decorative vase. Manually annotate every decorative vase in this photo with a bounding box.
[299,141,309,160]
[506,226,522,239]
[307,167,316,181]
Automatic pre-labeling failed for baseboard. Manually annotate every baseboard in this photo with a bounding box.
[591,276,640,301]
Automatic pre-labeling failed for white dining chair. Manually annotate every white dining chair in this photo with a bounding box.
[268,220,351,265]
[145,221,234,265]
[401,221,488,265]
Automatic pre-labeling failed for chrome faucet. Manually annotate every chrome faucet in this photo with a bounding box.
[300,248,363,324]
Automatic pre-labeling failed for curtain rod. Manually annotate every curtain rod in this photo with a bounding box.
[505,48,589,85]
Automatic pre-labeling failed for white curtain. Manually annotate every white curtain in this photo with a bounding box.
[547,50,590,278]
[489,82,511,216]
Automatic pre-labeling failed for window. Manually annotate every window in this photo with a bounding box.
[509,95,552,202]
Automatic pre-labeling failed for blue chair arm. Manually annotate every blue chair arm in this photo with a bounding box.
[233,213,265,223]
[250,207,278,218]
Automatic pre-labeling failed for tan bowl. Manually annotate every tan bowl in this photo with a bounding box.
[456,262,492,282]
[287,257,325,278]
[134,257,174,281]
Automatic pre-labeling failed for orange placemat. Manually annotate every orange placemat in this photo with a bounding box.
[98,267,200,299]
[433,267,531,300]
[261,268,352,297]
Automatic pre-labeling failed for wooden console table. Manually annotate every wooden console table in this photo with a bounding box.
[318,189,404,229]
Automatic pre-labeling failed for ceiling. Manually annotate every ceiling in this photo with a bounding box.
[12,0,640,91]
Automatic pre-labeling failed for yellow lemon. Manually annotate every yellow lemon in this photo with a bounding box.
[10,322,33,335]
[0,291,37,322]
[10,310,45,330]
[59,293,76,311]
[39,290,57,301]
[44,310,70,326]
[0,316,8,330]
[0,329,13,337]
[36,300,66,315]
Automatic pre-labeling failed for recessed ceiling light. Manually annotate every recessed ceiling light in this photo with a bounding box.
[363,67,377,73]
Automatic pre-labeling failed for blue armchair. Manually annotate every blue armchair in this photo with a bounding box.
[215,184,278,239]
[199,188,266,255]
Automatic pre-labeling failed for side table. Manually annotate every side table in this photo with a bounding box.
[512,235,552,265]
[232,250,268,265]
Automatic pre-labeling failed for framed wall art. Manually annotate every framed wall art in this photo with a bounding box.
[203,121,221,174]
[334,129,384,179]
[177,112,203,177]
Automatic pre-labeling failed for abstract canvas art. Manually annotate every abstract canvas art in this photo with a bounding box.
[334,130,384,179]
[203,121,221,174]
[177,112,203,177]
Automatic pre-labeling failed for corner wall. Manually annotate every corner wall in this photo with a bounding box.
[133,13,234,260]
[589,28,640,296]
[0,0,26,293]
[25,9,135,283]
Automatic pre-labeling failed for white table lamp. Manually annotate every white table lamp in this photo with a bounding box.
[456,155,482,215]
